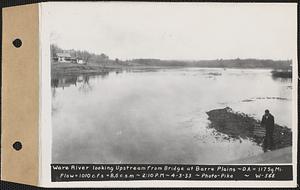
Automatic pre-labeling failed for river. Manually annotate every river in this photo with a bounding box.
[51,68,292,164]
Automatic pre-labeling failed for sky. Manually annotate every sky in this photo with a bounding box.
[44,2,297,60]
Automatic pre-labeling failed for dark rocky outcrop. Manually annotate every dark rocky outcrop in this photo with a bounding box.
[206,107,292,150]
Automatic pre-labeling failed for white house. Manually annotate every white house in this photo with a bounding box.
[56,53,72,63]
[55,53,86,64]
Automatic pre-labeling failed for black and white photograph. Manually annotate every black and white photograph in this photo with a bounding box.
[38,2,297,186]
[1,1,298,188]
[48,2,296,164]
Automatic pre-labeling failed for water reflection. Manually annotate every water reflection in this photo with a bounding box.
[51,71,109,90]
[271,75,292,83]
[51,76,77,89]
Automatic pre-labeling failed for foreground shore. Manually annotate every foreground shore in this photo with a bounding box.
[207,107,292,150]
[225,146,292,164]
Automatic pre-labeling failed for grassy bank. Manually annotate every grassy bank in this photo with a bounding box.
[51,63,123,75]
[206,107,292,150]
[51,62,182,75]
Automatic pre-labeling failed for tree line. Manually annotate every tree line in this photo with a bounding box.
[51,44,292,69]
[129,58,292,69]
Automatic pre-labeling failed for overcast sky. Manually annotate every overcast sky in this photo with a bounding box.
[44,2,297,60]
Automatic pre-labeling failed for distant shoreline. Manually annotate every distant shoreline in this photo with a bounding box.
[51,61,292,76]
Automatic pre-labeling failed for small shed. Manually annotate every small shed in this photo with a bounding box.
[77,59,85,64]
[70,57,85,64]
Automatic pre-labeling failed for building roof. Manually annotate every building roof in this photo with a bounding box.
[56,53,71,57]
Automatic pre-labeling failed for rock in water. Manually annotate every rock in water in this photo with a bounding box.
[206,107,292,150]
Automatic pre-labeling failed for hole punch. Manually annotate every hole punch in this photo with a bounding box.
[13,141,22,151]
[12,38,22,48]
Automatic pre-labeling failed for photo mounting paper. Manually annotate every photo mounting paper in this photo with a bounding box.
[38,2,298,188]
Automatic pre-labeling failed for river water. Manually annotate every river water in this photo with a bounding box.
[51,68,292,164]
